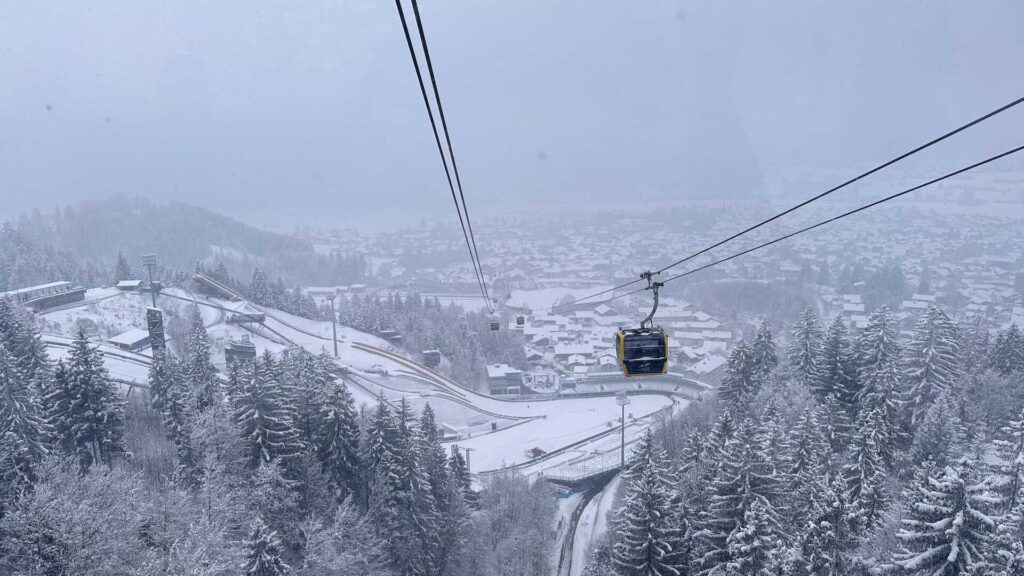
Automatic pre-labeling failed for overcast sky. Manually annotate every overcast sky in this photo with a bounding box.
[2,0,1023,228]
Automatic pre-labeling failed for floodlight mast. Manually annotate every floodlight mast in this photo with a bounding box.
[142,254,158,307]
[616,391,631,468]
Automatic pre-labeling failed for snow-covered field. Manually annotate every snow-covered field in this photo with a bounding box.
[35,287,697,492]
[508,286,614,311]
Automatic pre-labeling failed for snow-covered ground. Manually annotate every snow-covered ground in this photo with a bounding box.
[508,286,614,311]
[34,287,697,497]
[453,395,679,473]
[38,288,147,340]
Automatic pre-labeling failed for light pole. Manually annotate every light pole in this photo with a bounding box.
[327,294,339,358]
[142,254,158,308]
[616,391,630,469]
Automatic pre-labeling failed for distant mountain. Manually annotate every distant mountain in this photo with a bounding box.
[1,196,364,291]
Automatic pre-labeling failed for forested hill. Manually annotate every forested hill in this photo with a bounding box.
[1,196,364,291]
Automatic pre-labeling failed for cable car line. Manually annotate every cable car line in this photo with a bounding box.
[651,94,1024,278]
[654,144,1024,288]
[604,143,1024,309]
[612,143,1023,376]
[393,0,493,315]
[409,0,493,309]
[541,94,1024,314]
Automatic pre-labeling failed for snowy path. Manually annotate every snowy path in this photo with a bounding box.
[568,474,622,576]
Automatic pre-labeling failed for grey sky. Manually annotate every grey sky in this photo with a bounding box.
[2,0,1022,226]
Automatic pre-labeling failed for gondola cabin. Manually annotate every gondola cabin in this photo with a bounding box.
[615,327,668,376]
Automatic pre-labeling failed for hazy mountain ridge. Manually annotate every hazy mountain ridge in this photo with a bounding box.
[2,196,363,290]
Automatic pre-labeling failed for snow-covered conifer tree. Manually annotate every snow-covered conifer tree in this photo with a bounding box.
[962,313,991,375]
[842,423,886,533]
[315,378,362,502]
[787,407,827,481]
[797,476,853,576]
[613,429,688,576]
[184,305,219,411]
[448,445,476,508]
[991,324,1024,376]
[250,267,269,306]
[0,297,52,396]
[992,410,1024,512]
[751,319,779,383]
[0,342,48,510]
[243,516,290,576]
[855,306,903,462]
[112,249,132,283]
[894,461,996,575]
[61,328,125,469]
[788,307,824,389]
[231,351,302,468]
[720,341,758,411]
[698,419,785,574]
[909,391,964,469]
[725,500,784,576]
[903,305,963,428]
[817,316,858,410]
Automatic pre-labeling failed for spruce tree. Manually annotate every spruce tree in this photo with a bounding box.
[991,324,1024,376]
[251,267,269,306]
[992,410,1024,512]
[903,306,963,428]
[698,419,785,574]
[184,305,218,411]
[815,394,852,455]
[894,461,996,575]
[0,342,48,509]
[751,319,779,383]
[0,298,52,397]
[787,307,823,389]
[420,404,466,575]
[962,313,991,375]
[42,360,72,452]
[787,407,827,481]
[909,391,963,469]
[613,429,689,576]
[61,328,125,470]
[113,249,132,283]
[855,306,903,462]
[817,316,858,410]
[724,500,784,576]
[448,445,477,508]
[679,433,705,475]
[703,411,737,464]
[842,422,886,535]
[231,352,302,468]
[315,378,362,502]
[719,341,758,411]
[371,398,440,576]
[362,396,397,492]
[797,476,853,576]
[286,348,332,448]
[243,516,290,576]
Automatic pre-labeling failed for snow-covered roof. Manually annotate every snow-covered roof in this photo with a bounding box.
[0,281,72,298]
[486,364,523,378]
[688,354,727,375]
[108,328,151,346]
[554,343,595,356]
